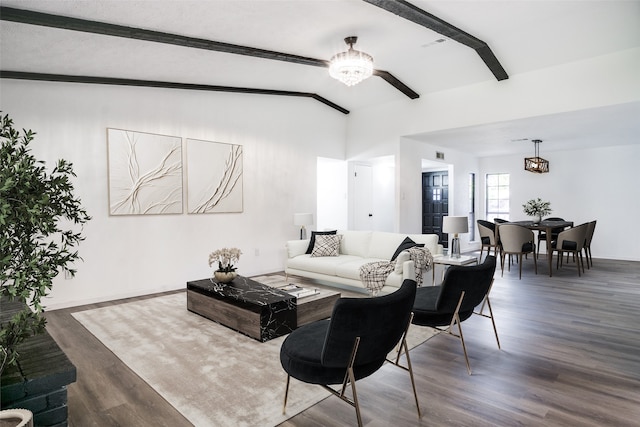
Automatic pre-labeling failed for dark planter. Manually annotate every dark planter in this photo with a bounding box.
[1,298,76,427]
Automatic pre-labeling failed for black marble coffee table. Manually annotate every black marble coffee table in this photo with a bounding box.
[186,275,296,342]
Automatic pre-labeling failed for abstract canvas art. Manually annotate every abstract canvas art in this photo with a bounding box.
[186,139,243,213]
[107,129,183,215]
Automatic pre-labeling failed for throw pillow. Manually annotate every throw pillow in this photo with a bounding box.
[305,230,337,254]
[390,237,425,261]
[311,234,342,257]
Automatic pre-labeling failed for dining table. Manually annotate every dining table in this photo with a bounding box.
[497,220,573,276]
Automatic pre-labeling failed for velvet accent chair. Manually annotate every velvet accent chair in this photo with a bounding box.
[583,220,597,268]
[412,255,499,375]
[550,222,589,277]
[280,280,420,427]
[498,224,537,279]
[478,220,500,262]
[536,217,567,259]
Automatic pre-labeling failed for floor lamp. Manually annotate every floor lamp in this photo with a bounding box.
[293,213,313,240]
[443,216,468,258]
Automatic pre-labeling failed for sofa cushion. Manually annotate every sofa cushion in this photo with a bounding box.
[311,234,342,257]
[306,230,337,254]
[390,237,424,261]
[335,258,389,281]
[338,230,372,258]
[367,232,406,259]
[287,254,363,276]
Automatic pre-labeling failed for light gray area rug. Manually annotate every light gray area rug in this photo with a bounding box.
[72,280,437,426]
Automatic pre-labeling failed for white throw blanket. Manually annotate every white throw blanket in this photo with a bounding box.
[359,247,433,294]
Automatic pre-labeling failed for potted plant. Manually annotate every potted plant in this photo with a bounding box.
[522,198,552,224]
[0,112,91,374]
[208,247,242,283]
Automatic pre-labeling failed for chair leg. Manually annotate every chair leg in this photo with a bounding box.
[456,315,472,375]
[392,315,422,419]
[485,296,501,349]
[282,375,290,415]
[518,254,523,279]
[500,253,505,277]
[348,367,363,427]
[533,247,538,275]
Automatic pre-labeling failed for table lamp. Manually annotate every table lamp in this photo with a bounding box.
[293,213,313,240]
[443,216,468,259]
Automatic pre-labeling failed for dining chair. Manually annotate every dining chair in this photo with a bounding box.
[536,217,567,259]
[583,220,597,268]
[280,280,420,427]
[551,223,589,277]
[477,220,500,262]
[498,224,537,279]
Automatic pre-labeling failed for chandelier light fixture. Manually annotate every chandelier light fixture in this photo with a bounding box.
[329,36,374,87]
[524,139,549,173]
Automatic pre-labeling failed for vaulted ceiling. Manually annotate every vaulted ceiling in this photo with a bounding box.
[1,0,639,156]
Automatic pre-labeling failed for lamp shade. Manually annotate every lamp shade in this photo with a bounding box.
[442,216,468,234]
[293,213,313,226]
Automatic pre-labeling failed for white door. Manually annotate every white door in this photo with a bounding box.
[353,164,373,230]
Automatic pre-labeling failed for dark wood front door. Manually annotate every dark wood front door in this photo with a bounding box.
[422,171,449,247]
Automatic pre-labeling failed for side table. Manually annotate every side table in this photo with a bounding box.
[432,255,478,285]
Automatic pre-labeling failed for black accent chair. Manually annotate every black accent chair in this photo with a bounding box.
[280,280,420,426]
[412,255,499,374]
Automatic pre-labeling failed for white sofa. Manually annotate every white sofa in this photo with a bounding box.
[285,230,443,295]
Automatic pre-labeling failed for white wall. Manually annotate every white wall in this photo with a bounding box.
[1,79,347,309]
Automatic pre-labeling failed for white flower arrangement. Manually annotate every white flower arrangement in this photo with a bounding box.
[208,247,242,273]
[522,198,552,219]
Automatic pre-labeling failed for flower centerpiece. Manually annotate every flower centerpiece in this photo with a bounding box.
[522,198,552,224]
[209,247,242,283]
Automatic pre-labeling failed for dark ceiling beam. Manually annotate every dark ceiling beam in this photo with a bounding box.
[0,6,327,68]
[363,0,509,81]
[0,71,350,115]
[373,69,419,99]
[0,6,419,99]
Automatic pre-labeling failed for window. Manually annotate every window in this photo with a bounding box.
[486,173,510,221]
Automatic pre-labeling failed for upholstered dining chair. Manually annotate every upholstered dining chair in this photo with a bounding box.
[478,220,500,262]
[536,217,567,259]
[280,280,420,427]
[498,224,537,279]
[583,220,597,269]
[412,255,499,375]
[550,222,589,277]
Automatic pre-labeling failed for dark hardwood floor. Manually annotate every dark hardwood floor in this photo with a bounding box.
[45,253,640,426]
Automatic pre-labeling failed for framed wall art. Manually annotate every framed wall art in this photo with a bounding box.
[186,138,243,214]
[107,129,183,215]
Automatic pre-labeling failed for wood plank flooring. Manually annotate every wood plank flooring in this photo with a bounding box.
[44,254,640,426]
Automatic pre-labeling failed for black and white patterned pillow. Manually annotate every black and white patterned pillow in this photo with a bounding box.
[311,234,342,257]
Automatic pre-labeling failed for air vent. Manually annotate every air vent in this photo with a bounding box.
[421,38,448,48]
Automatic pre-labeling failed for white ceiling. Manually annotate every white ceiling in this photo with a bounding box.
[1,0,639,156]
